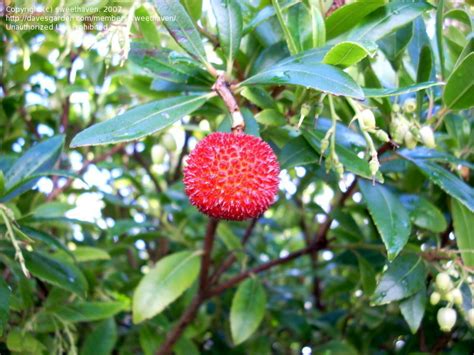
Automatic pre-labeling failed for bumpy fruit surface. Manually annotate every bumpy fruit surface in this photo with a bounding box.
[184,132,280,221]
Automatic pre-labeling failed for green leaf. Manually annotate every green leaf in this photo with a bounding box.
[443,52,474,110]
[1,135,64,202]
[400,289,426,334]
[135,5,161,47]
[241,63,364,99]
[272,0,299,55]
[52,301,127,323]
[25,251,88,298]
[308,0,325,48]
[416,45,433,114]
[303,129,383,182]
[0,278,10,336]
[240,87,277,110]
[154,0,207,63]
[377,23,413,61]
[70,94,210,147]
[400,154,474,212]
[133,251,201,323]
[451,199,474,267]
[211,0,242,72]
[6,329,46,353]
[356,254,376,296]
[243,0,299,35]
[230,278,266,345]
[255,109,287,126]
[325,0,385,39]
[363,82,443,98]
[280,136,318,169]
[180,0,202,21]
[80,319,118,355]
[0,171,4,196]
[323,41,378,67]
[436,0,446,79]
[345,2,432,42]
[71,246,111,262]
[359,180,411,260]
[372,254,425,305]
[400,195,447,233]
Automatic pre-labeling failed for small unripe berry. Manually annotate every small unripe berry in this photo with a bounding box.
[374,129,390,142]
[450,288,463,306]
[430,291,441,305]
[468,308,474,327]
[437,307,457,332]
[404,130,417,149]
[436,273,452,292]
[419,126,436,148]
[390,116,409,144]
[151,145,166,164]
[392,103,401,113]
[444,291,454,303]
[184,132,280,221]
[358,109,376,131]
[320,137,329,153]
[369,156,380,177]
[403,98,417,113]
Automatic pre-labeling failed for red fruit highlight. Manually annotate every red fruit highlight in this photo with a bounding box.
[184,132,280,221]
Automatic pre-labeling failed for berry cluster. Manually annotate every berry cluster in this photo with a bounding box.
[430,272,474,332]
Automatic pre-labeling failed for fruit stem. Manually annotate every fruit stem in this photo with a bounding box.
[212,74,245,133]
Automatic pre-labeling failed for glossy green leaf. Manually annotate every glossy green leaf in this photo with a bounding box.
[53,301,127,323]
[400,154,474,212]
[180,0,202,21]
[325,0,385,39]
[0,135,64,202]
[154,0,207,63]
[308,0,325,48]
[303,129,382,182]
[345,2,432,42]
[0,278,10,336]
[135,5,161,47]
[211,0,242,71]
[240,87,277,110]
[356,254,376,296]
[80,318,118,355]
[70,94,210,147]
[416,45,433,113]
[133,251,201,323]
[399,289,426,334]
[436,0,446,79]
[25,251,88,298]
[400,195,447,233]
[6,329,46,353]
[443,52,474,110]
[71,246,111,262]
[255,109,286,126]
[377,23,413,61]
[280,136,318,169]
[372,254,425,305]
[323,41,378,67]
[451,199,474,267]
[231,278,266,345]
[359,180,411,260]
[243,0,299,35]
[363,82,442,98]
[241,63,364,99]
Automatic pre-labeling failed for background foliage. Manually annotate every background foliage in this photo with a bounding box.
[0,0,474,354]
